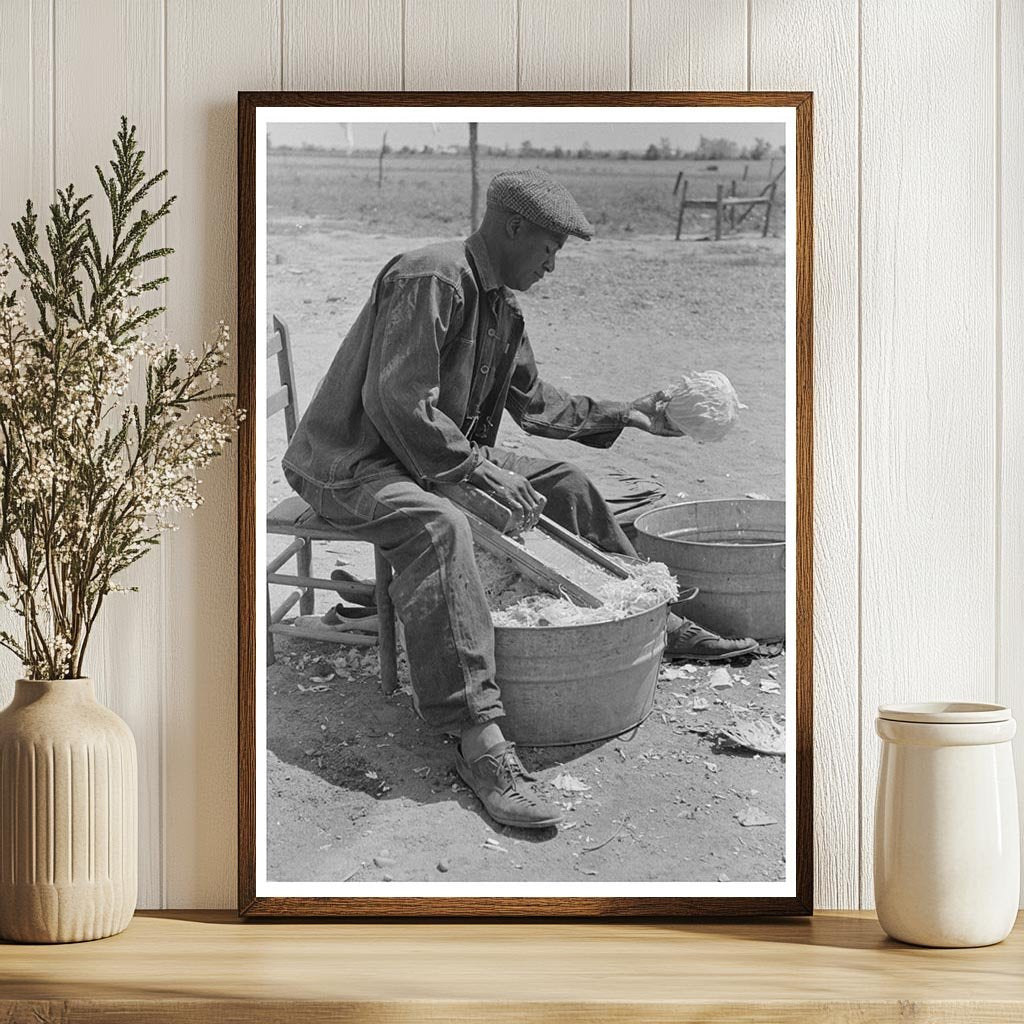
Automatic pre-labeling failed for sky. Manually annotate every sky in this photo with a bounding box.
[268,120,785,153]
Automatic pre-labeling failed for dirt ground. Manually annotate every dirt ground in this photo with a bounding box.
[265,158,788,885]
[268,639,786,884]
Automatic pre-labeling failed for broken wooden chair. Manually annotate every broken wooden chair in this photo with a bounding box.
[265,314,399,693]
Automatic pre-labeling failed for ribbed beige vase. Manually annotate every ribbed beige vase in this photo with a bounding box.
[0,678,137,943]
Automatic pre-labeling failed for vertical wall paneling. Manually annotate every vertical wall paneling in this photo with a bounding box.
[404,0,516,91]
[630,0,746,91]
[0,1,28,699]
[52,0,166,909]
[750,0,860,911]
[0,0,54,695]
[164,0,280,908]
[0,0,1020,911]
[859,0,998,907]
[518,0,629,90]
[283,0,402,90]
[0,0,51,225]
[999,0,1024,895]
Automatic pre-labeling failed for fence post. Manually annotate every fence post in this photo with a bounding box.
[469,122,480,230]
[377,130,388,189]
[762,181,778,237]
[675,178,688,240]
[714,183,724,241]
[729,179,737,231]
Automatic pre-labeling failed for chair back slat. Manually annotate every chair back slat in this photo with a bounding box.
[267,386,290,418]
[269,313,300,441]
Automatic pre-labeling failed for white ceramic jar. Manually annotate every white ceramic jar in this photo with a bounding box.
[874,702,1019,947]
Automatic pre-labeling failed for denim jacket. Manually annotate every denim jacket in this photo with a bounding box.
[281,233,630,490]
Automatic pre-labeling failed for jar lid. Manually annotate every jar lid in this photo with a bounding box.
[877,702,1011,724]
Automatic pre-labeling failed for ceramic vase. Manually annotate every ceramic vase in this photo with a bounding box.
[874,702,1019,948]
[0,678,137,943]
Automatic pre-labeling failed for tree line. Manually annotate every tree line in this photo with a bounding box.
[271,134,783,162]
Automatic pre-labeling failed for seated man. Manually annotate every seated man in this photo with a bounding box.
[282,169,756,830]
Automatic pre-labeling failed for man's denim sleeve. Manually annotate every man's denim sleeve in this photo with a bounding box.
[363,274,481,484]
[505,332,629,449]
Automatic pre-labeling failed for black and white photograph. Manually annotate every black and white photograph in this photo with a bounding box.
[247,100,807,910]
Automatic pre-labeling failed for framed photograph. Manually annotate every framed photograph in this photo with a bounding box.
[238,91,812,916]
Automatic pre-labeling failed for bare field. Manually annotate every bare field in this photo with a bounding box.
[264,151,788,886]
[268,151,785,240]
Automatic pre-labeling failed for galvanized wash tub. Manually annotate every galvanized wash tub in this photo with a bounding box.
[633,499,785,642]
[493,602,668,747]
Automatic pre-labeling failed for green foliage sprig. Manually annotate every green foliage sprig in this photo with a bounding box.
[0,117,242,679]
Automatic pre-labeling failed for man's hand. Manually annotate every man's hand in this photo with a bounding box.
[627,389,687,436]
[469,460,546,528]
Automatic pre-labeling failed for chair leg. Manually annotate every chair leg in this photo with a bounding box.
[298,538,315,614]
[374,546,399,695]
[267,589,276,666]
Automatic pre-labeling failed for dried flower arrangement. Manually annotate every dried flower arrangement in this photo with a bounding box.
[0,119,241,679]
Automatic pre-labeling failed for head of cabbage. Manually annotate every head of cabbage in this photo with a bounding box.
[661,370,744,442]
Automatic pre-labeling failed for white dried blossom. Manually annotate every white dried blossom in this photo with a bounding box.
[0,245,242,678]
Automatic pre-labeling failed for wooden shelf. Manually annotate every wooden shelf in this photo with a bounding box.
[2,910,1022,1022]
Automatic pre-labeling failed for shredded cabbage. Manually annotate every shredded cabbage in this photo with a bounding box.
[476,547,678,627]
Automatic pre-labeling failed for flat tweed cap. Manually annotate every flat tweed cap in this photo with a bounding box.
[487,168,594,240]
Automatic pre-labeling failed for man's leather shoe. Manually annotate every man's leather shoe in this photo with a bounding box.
[664,618,759,662]
[455,741,564,829]
[322,603,378,631]
[330,568,376,606]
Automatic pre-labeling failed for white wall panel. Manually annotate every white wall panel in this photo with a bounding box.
[631,0,746,91]
[751,0,860,911]
[164,0,280,908]
[284,0,402,90]
[519,0,629,90]
[1000,0,1024,897]
[859,0,998,907]
[0,0,53,693]
[0,0,1018,910]
[405,0,516,90]
[51,0,167,909]
[0,0,51,227]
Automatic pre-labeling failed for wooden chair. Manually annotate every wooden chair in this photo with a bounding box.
[266,314,399,693]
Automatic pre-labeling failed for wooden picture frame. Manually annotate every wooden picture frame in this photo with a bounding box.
[238,91,813,917]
